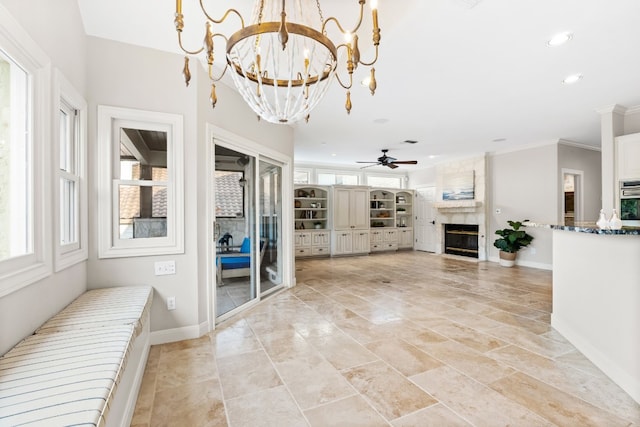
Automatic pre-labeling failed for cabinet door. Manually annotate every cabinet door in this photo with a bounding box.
[312,231,330,246]
[353,231,370,253]
[384,229,397,243]
[617,134,640,180]
[398,228,414,247]
[333,231,353,255]
[333,188,353,230]
[351,189,370,229]
[295,232,311,247]
[370,230,384,243]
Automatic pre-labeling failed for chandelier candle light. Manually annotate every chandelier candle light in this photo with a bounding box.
[174,0,381,124]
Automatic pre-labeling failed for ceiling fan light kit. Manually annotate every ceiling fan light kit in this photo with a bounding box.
[174,0,382,124]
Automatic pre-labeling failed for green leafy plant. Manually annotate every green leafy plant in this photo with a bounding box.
[493,220,534,253]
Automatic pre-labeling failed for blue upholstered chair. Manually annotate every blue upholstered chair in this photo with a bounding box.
[216,237,266,285]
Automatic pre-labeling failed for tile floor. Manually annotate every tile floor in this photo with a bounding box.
[132,251,639,426]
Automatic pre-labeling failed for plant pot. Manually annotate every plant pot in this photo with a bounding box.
[499,251,517,267]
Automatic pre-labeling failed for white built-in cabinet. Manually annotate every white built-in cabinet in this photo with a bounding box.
[294,186,330,257]
[331,186,370,255]
[295,185,414,257]
[616,133,640,181]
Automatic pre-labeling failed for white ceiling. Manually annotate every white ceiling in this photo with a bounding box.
[77,0,640,169]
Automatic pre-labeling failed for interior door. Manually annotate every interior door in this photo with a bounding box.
[415,186,437,252]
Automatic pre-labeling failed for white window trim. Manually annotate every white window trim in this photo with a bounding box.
[53,69,88,272]
[293,167,312,185]
[315,168,363,186]
[0,5,52,297]
[365,172,406,189]
[97,105,184,258]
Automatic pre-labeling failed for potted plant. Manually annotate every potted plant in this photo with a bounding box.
[493,220,534,267]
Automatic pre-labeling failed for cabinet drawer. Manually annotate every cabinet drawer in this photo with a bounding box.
[312,246,330,255]
[295,248,311,257]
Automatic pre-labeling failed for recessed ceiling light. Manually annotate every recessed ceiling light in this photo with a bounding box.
[492,138,507,143]
[547,32,573,47]
[331,153,337,157]
[562,73,583,84]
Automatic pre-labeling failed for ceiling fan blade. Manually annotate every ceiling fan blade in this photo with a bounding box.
[386,163,399,169]
[360,163,382,169]
[390,160,418,165]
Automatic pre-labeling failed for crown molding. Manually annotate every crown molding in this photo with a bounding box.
[558,139,601,152]
[624,105,640,116]
[596,104,628,115]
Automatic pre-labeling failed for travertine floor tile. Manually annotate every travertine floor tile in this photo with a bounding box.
[135,252,639,427]
[149,380,226,427]
[304,394,388,427]
[490,372,635,426]
[225,385,307,427]
[342,360,438,421]
[391,403,472,427]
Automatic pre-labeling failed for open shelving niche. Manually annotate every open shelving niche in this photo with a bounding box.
[369,189,395,228]
[294,186,329,230]
[395,190,413,228]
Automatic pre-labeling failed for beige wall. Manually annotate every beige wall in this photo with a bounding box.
[557,143,602,222]
[0,0,88,354]
[85,37,294,337]
[488,144,558,269]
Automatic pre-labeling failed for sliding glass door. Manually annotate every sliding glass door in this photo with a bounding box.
[214,145,258,319]
[259,157,283,296]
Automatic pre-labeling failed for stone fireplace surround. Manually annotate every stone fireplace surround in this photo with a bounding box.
[433,156,487,261]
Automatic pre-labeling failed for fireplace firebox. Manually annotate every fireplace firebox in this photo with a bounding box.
[444,224,479,258]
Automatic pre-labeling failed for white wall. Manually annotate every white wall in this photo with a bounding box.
[408,166,437,188]
[0,0,88,354]
[488,144,558,269]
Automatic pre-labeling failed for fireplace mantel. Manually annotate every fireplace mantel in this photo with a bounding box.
[434,200,482,212]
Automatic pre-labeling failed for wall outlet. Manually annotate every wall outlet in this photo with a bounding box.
[154,260,176,276]
[167,296,176,310]
[530,247,536,255]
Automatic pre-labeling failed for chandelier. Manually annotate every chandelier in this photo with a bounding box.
[174,0,381,124]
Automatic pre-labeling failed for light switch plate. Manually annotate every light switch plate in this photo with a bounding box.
[154,260,176,276]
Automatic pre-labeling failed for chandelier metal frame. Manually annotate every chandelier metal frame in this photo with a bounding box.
[174,0,381,124]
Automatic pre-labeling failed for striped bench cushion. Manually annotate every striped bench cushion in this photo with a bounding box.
[35,286,153,338]
[0,326,134,427]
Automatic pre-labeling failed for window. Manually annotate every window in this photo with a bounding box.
[367,174,404,189]
[97,106,184,258]
[0,8,52,296]
[293,169,310,184]
[317,171,360,185]
[54,69,87,271]
[215,171,244,217]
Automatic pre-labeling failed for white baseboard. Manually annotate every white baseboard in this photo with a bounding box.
[487,256,552,271]
[150,322,209,345]
[552,314,640,404]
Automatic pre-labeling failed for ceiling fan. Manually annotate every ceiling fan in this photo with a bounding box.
[357,149,418,169]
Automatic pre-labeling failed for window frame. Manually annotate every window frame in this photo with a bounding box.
[365,173,405,189]
[0,6,52,297]
[97,105,184,258]
[315,168,362,186]
[53,69,87,271]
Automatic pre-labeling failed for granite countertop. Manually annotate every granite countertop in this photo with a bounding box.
[524,222,640,235]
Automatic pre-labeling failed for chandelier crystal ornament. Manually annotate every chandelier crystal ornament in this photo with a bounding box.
[174,0,381,124]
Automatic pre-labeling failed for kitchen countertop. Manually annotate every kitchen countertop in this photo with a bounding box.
[524,222,640,235]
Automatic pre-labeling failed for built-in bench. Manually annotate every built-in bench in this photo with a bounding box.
[0,286,153,427]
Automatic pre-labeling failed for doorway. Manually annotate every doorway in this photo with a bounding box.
[415,186,437,252]
[208,127,292,327]
[562,169,583,226]
[214,145,259,319]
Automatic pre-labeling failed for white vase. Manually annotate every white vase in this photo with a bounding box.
[609,209,623,230]
[596,209,609,229]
